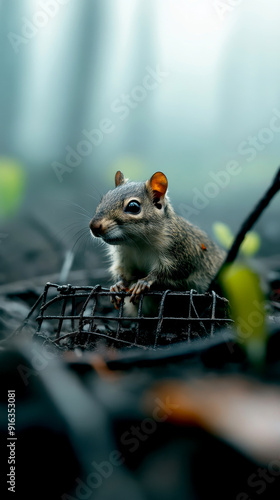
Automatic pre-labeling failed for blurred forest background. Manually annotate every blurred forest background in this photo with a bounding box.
[1,0,280,286]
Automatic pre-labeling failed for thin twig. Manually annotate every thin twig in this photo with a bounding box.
[208,166,280,290]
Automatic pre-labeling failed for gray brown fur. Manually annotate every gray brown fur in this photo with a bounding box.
[89,172,225,301]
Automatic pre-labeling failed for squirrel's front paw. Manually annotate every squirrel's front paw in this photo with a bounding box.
[110,281,128,309]
[129,279,151,304]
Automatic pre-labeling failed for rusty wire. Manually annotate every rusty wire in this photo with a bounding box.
[28,282,233,350]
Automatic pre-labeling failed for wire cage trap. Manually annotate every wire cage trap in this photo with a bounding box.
[22,282,233,350]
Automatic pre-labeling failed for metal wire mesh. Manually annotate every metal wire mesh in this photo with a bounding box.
[23,282,232,350]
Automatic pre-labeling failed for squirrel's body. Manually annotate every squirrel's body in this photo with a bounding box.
[109,212,223,293]
[89,171,225,307]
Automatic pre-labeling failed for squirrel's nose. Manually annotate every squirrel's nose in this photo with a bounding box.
[89,219,103,237]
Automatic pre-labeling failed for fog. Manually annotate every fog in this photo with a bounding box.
[1,0,280,284]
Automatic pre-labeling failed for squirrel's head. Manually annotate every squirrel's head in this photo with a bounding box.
[89,171,171,246]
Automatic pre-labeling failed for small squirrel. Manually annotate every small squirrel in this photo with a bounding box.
[89,171,225,308]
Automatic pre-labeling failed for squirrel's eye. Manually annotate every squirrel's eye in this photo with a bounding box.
[125,200,141,214]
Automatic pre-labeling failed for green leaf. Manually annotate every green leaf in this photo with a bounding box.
[0,158,26,218]
[213,222,234,249]
[219,264,267,368]
[241,232,261,256]
[109,156,146,182]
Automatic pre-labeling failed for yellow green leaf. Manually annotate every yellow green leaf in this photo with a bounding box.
[219,264,267,368]
[109,156,146,182]
[240,232,261,256]
[213,222,234,249]
[0,158,26,218]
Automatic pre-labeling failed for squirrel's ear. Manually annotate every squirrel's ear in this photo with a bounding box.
[115,171,125,187]
[147,172,168,200]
